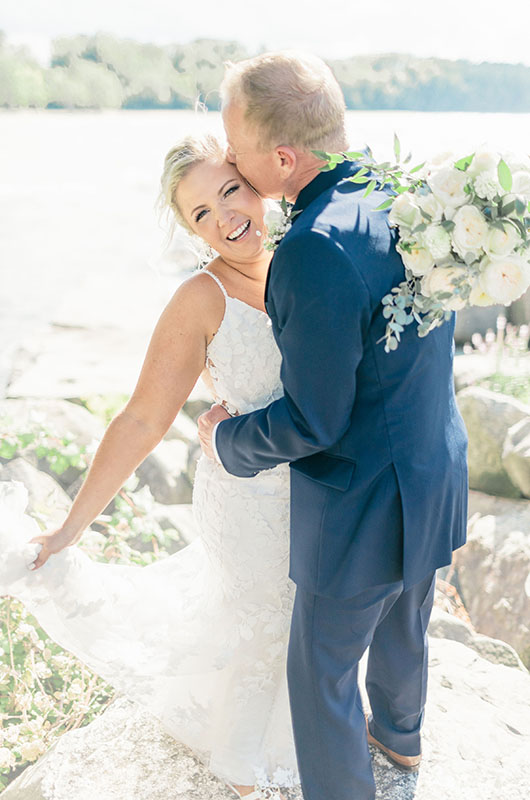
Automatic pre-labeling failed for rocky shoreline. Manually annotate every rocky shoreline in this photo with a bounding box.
[1,320,530,796]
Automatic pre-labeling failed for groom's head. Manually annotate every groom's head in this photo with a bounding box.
[220,51,347,200]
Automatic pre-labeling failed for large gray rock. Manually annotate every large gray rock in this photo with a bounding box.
[428,607,525,670]
[0,459,70,529]
[3,638,530,800]
[136,439,192,505]
[503,417,530,498]
[457,386,530,497]
[455,490,530,667]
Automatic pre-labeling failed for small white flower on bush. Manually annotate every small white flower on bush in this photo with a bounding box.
[0,746,16,770]
[18,740,46,763]
[427,167,469,210]
[480,255,530,305]
[451,205,488,258]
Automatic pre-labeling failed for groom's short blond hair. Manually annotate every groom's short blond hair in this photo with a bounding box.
[220,51,347,153]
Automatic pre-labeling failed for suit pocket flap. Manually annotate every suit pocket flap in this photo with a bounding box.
[290,452,356,492]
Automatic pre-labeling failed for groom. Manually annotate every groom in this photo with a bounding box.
[199,52,468,800]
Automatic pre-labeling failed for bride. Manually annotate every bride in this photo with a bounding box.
[0,134,298,800]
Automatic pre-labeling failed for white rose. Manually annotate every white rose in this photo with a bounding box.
[480,255,530,305]
[511,171,530,197]
[421,266,468,311]
[0,747,16,770]
[474,171,503,201]
[469,278,496,307]
[416,192,443,222]
[427,167,469,209]
[452,205,488,258]
[467,150,500,178]
[263,209,285,230]
[398,244,435,276]
[388,192,420,230]
[484,223,521,257]
[422,224,452,260]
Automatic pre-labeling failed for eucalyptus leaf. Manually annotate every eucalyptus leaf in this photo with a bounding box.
[364,179,377,197]
[410,162,426,174]
[312,150,331,162]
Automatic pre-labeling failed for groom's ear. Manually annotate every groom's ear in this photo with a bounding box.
[274,145,297,177]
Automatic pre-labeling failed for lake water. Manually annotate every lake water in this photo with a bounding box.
[1,109,529,352]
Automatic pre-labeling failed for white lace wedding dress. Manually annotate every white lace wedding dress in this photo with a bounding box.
[0,269,299,790]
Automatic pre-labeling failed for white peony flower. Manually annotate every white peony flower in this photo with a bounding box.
[480,255,530,305]
[474,171,503,201]
[484,223,521,257]
[469,277,496,307]
[422,224,452,260]
[452,205,488,258]
[427,167,469,210]
[388,192,421,229]
[398,243,435,276]
[467,150,500,178]
[422,266,468,310]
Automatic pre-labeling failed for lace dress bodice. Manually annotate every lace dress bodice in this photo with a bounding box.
[200,269,284,417]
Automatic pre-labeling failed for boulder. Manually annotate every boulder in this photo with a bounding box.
[454,490,530,667]
[136,439,192,505]
[502,417,530,498]
[3,638,530,800]
[0,459,70,529]
[457,386,530,497]
[428,607,525,670]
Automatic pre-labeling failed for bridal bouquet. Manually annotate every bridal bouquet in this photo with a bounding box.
[316,141,530,352]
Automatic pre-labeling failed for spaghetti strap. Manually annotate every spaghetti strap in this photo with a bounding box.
[202,269,229,299]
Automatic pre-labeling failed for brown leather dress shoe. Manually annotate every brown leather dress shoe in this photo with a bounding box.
[366,730,422,773]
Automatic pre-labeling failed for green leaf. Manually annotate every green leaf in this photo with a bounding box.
[343,151,365,160]
[515,198,526,216]
[501,199,516,217]
[319,163,337,172]
[364,179,377,198]
[329,153,345,164]
[419,208,432,222]
[386,336,398,351]
[454,153,475,172]
[374,197,394,211]
[350,175,372,184]
[383,306,393,319]
[498,159,513,192]
[393,133,401,163]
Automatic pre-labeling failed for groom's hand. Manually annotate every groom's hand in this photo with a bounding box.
[198,404,231,460]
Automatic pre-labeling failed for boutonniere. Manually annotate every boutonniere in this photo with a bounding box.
[263,197,302,251]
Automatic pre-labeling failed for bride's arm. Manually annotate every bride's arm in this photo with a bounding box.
[30,278,213,569]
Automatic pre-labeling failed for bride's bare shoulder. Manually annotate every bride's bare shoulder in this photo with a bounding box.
[162,267,225,333]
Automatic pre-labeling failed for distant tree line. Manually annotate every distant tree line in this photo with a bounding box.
[1,32,529,112]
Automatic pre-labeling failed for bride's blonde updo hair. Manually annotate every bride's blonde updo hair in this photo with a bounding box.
[159,133,226,234]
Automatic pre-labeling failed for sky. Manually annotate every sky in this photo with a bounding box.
[3,0,530,67]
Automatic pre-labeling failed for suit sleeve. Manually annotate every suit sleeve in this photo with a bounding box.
[215,228,371,477]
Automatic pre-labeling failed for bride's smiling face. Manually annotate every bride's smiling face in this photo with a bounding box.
[176,160,266,260]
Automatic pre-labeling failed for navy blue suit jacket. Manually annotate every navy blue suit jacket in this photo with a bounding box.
[215,161,468,598]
